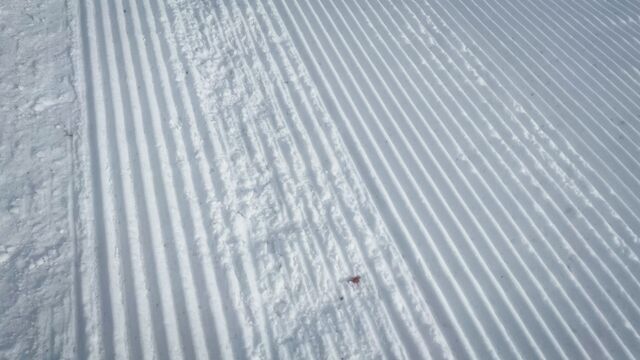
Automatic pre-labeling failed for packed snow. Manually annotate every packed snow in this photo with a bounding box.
[2,0,640,358]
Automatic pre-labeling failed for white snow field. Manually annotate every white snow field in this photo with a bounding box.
[2,0,640,358]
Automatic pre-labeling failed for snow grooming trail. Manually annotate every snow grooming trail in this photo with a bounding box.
[73,0,640,359]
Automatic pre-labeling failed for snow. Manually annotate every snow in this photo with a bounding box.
[1,0,640,358]
[0,0,79,358]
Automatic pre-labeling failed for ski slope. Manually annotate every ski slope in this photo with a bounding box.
[2,0,640,358]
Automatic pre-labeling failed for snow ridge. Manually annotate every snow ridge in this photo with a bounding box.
[70,0,640,358]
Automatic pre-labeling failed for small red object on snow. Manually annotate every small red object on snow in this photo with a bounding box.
[348,275,361,285]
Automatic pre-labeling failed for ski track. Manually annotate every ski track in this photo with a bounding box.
[72,0,640,358]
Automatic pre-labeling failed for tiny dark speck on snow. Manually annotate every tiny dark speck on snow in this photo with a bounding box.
[348,275,361,285]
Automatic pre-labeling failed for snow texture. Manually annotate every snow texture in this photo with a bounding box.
[2,0,640,358]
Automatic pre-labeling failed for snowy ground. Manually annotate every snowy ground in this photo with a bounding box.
[0,0,78,357]
[2,0,640,358]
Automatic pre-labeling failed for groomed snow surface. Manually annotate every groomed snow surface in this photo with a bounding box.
[2,0,640,358]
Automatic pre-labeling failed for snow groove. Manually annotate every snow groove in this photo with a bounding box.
[74,0,640,358]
